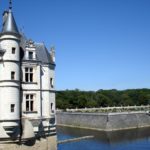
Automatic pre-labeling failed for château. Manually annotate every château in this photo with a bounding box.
[0,1,56,150]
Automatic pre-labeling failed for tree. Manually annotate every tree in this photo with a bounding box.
[56,89,150,109]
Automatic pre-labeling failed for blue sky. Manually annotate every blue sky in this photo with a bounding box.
[0,0,150,91]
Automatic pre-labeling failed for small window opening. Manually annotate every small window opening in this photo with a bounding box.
[12,47,16,54]
[51,103,54,113]
[29,51,33,59]
[50,78,54,88]
[11,104,15,112]
[11,71,15,80]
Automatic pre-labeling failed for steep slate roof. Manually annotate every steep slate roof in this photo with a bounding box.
[20,33,27,49]
[2,10,19,35]
[36,43,53,64]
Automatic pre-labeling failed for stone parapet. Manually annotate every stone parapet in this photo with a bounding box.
[57,112,150,131]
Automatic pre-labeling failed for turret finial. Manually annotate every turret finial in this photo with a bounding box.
[9,0,12,10]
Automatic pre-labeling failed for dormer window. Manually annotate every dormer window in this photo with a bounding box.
[29,51,33,59]
[12,47,16,54]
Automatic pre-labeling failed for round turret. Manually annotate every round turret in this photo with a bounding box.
[0,7,21,139]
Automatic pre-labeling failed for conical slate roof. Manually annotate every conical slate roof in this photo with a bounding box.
[2,9,19,35]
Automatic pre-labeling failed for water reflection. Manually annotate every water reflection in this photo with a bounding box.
[57,126,150,145]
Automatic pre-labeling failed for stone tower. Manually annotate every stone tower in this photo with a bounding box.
[0,5,21,139]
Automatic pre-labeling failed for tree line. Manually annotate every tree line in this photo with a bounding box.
[56,89,150,109]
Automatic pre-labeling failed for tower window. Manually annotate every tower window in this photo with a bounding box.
[12,47,16,54]
[29,51,33,59]
[50,78,54,88]
[11,104,15,112]
[25,67,33,82]
[51,103,54,113]
[26,94,34,112]
[11,71,15,80]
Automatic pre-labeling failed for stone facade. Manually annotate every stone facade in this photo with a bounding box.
[0,2,57,150]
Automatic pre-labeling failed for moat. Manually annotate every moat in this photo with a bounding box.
[57,126,150,150]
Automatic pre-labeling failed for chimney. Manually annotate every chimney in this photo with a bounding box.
[50,46,55,63]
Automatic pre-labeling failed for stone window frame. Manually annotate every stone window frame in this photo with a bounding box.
[25,67,33,82]
[25,94,35,112]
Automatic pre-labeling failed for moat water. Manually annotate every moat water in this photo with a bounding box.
[57,126,150,150]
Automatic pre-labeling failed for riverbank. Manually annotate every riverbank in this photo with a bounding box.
[57,111,150,131]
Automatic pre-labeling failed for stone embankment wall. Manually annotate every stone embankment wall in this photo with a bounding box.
[57,112,150,131]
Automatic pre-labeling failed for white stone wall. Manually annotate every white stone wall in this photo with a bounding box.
[41,65,50,89]
[41,64,55,118]
[0,62,20,83]
[50,93,56,114]
[50,66,55,90]
[0,35,20,61]
[42,91,50,117]
[41,65,50,117]
[0,87,20,120]
[49,67,55,116]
